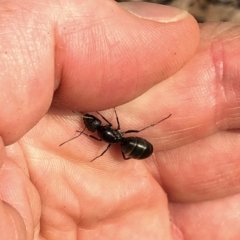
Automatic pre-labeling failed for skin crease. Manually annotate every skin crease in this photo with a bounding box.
[0,0,240,239]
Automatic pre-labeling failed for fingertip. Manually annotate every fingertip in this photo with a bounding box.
[120,2,189,23]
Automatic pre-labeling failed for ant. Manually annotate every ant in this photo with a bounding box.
[60,109,171,162]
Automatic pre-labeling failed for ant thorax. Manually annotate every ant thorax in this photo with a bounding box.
[97,126,122,144]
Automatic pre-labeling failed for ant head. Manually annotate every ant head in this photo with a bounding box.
[83,114,101,132]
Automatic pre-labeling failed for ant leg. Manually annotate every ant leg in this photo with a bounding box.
[90,144,112,162]
[96,112,112,127]
[121,151,130,160]
[123,114,172,134]
[82,132,102,141]
[113,108,121,130]
[59,127,86,146]
[96,108,121,129]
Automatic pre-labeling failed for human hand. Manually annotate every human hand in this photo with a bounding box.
[2,1,239,240]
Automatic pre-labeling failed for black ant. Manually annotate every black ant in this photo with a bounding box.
[60,109,171,161]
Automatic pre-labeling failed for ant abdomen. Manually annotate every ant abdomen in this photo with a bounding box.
[121,137,153,160]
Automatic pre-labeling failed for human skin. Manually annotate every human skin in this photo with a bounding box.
[0,0,240,240]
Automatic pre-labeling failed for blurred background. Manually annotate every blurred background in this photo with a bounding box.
[116,0,240,22]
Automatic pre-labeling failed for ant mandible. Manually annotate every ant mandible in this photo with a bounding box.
[60,108,171,162]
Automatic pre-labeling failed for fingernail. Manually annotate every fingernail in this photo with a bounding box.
[121,2,189,23]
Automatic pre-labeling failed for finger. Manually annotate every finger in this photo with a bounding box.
[117,22,240,151]
[0,1,55,145]
[0,201,27,240]
[116,23,240,203]
[53,1,199,110]
[169,194,240,239]
[0,144,41,239]
[0,0,199,145]
[157,130,240,202]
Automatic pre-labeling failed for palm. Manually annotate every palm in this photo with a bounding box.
[19,107,169,239]
[5,101,240,239]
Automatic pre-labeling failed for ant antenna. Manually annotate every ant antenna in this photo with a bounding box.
[137,113,172,132]
[59,127,86,146]
[123,113,172,134]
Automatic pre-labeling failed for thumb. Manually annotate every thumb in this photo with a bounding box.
[54,1,199,111]
[0,0,199,145]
